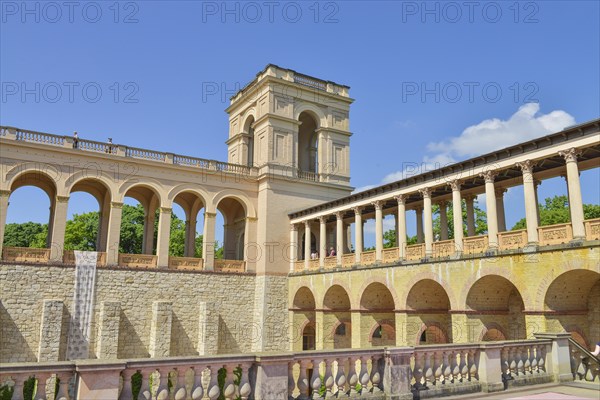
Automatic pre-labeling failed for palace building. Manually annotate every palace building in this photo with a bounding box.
[0,65,598,399]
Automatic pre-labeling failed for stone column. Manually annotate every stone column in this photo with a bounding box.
[415,206,424,244]
[419,189,433,257]
[141,209,156,255]
[465,195,476,237]
[373,201,383,262]
[395,196,407,260]
[97,196,111,252]
[319,216,327,267]
[534,180,542,225]
[185,217,197,257]
[304,221,311,269]
[449,180,464,255]
[105,202,123,265]
[495,189,507,232]
[156,207,172,268]
[336,212,344,264]
[517,160,539,245]
[289,224,298,272]
[203,212,216,270]
[354,207,363,263]
[439,200,448,240]
[0,190,10,257]
[49,195,69,262]
[481,171,499,249]
[559,148,585,239]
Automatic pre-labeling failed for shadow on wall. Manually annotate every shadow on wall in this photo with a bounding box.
[170,312,195,356]
[218,316,241,354]
[118,311,148,359]
[0,301,37,362]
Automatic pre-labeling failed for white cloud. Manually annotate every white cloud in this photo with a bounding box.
[369,104,575,186]
[352,184,375,194]
[426,103,575,161]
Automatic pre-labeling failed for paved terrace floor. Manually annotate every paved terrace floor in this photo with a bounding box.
[441,382,599,399]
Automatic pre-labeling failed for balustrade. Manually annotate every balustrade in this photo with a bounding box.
[568,338,600,383]
[432,240,453,258]
[584,218,600,241]
[125,146,166,162]
[411,344,480,390]
[382,247,399,263]
[168,256,204,271]
[294,260,305,272]
[214,259,246,273]
[308,259,320,271]
[463,236,489,255]
[324,256,337,268]
[297,170,319,182]
[15,129,64,146]
[1,247,50,263]
[405,243,424,261]
[360,250,376,265]
[538,223,573,246]
[62,251,106,266]
[498,230,527,250]
[77,138,114,154]
[341,253,354,268]
[118,253,158,268]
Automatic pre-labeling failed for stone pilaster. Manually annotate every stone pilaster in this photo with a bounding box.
[49,196,70,262]
[97,301,120,359]
[197,301,219,355]
[203,212,217,270]
[149,301,172,358]
[156,207,172,268]
[0,190,10,257]
[38,299,64,362]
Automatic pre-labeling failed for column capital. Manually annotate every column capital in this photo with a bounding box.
[290,223,298,232]
[480,170,498,183]
[0,189,10,197]
[56,195,70,203]
[437,199,447,207]
[558,147,581,163]
[413,204,423,212]
[335,211,344,220]
[534,179,542,189]
[159,207,172,214]
[371,200,383,210]
[464,194,476,201]
[319,215,327,224]
[448,180,461,192]
[110,201,123,209]
[394,194,406,205]
[495,188,507,198]
[516,159,536,174]
[304,220,311,227]
[418,188,431,198]
[353,206,364,215]
[204,211,217,218]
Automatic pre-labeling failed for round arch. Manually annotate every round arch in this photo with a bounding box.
[357,279,399,311]
[479,323,508,342]
[323,285,351,311]
[210,189,256,218]
[167,184,210,208]
[416,322,449,345]
[293,286,316,310]
[117,179,165,205]
[406,279,451,311]
[401,273,458,310]
[64,169,117,199]
[293,103,327,128]
[8,169,58,199]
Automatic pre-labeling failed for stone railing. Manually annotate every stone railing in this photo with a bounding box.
[214,259,246,273]
[342,253,354,267]
[118,253,158,268]
[324,256,337,268]
[406,243,424,261]
[1,126,257,178]
[0,335,571,400]
[498,230,527,250]
[168,256,204,271]
[361,250,376,265]
[568,338,599,383]
[432,239,454,258]
[76,138,115,154]
[297,169,319,182]
[538,222,573,246]
[463,235,489,255]
[308,259,320,271]
[584,218,600,241]
[382,247,399,263]
[294,260,305,272]
[1,247,50,263]
[293,73,327,91]
[63,251,107,266]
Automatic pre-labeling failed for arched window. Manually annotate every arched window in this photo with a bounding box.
[243,116,255,167]
[298,112,319,173]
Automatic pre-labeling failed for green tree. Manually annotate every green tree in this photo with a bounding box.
[2,222,46,247]
[64,212,99,250]
[512,195,600,230]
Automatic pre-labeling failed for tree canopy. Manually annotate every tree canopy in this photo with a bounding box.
[511,195,600,230]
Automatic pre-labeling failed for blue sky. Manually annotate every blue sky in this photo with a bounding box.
[2,0,599,246]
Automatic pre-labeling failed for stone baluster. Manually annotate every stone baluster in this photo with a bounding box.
[35,373,52,400]
[55,372,72,400]
[189,366,204,400]
[370,355,382,393]
[238,363,251,400]
[169,367,185,400]
[468,349,478,381]
[423,351,433,387]
[523,346,531,374]
[323,358,335,398]
[310,359,322,399]
[433,351,443,385]
[206,366,220,400]
[157,369,169,400]
[288,362,297,400]
[334,358,346,396]
[358,356,370,394]
[500,348,509,378]
[459,350,468,382]
[509,347,518,377]
[451,350,460,384]
[138,368,152,400]
[297,360,310,399]
[413,352,424,389]
[530,346,538,374]
[119,370,134,400]
[11,374,27,400]
[537,345,546,373]
[222,364,236,400]
[516,347,525,376]
[442,351,452,384]
[347,356,359,396]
